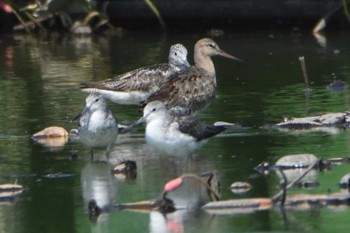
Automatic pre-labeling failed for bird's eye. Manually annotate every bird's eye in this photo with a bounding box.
[95,98,99,102]
[174,52,178,56]
[207,43,216,49]
[152,108,156,112]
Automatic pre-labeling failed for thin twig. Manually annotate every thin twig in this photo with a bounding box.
[299,56,311,92]
[14,14,53,31]
[7,3,31,33]
[276,168,288,206]
[272,160,320,203]
[24,11,46,31]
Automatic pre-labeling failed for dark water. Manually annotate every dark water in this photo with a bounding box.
[0,29,350,233]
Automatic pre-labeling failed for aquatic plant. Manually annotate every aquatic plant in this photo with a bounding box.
[2,0,114,34]
[1,0,166,33]
[343,0,350,22]
[143,0,166,29]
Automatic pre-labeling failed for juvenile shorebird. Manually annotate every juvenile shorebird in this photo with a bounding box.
[144,38,241,116]
[136,101,233,155]
[74,93,118,160]
[79,44,190,105]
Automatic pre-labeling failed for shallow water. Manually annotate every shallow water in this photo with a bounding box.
[0,29,350,233]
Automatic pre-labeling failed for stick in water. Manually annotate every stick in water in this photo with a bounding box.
[272,160,319,203]
[299,56,311,92]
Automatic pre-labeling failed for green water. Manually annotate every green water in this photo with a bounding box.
[0,30,350,233]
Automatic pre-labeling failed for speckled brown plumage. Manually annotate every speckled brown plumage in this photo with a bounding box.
[144,38,241,115]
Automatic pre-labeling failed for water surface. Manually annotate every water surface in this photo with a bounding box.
[0,30,350,233]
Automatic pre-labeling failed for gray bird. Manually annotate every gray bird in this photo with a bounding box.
[136,101,234,156]
[80,43,190,105]
[75,93,118,160]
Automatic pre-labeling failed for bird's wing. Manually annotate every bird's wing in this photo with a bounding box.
[80,64,171,93]
[145,67,216,114]
[177,116,226,141]
[106,109,117,126]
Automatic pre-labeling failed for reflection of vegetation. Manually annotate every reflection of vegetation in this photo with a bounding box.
[2,0,166,33]
[4,0,114,34]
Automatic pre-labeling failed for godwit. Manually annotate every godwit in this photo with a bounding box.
[144,38,241,115]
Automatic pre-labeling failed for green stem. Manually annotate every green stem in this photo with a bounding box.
[144,0,166,29]
[343,0,350,22]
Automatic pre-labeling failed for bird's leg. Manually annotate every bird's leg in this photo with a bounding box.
[90,148,94,161]
[106,140,116,160]
[106,147,111,161]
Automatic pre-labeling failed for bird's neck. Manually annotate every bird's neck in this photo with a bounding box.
[194,54,215,76]
[169,63,180,72]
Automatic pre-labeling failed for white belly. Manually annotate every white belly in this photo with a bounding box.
[82,89,150,105]
[145,121,205,155]
[79,111,118,149]
[79,127,117,149]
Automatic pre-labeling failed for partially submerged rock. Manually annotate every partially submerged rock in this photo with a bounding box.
[33,137,68,148]
[282,193,350,210]
[284,193,328,206]
[68,129,80,141]
[275,154,319,169]
[117,123,135,134]
[230,181,252,194]
[0,183,24,201]
[256,154,349,174]
[0,183,24,192]
[32,126,69,147]
[202,198,272,215]
[326,192,350,205]
[42,172,75,179]
[202,192,350,214]
[273,112,350,130]
[328,79,348,91]
[256,154,320,187]
[339,173,350,190]
[255,154,320,173]
[32,126,68,139]
[111,160,137,179]
[114,200,160,212]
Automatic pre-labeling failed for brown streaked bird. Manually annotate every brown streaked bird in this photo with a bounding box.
[79,44,190,105]
[144,38,241,116]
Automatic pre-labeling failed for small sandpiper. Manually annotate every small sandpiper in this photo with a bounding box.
[136,101,233,156]
[144,38,241,116]
[74,93,118,160]
[79,44,190,105]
